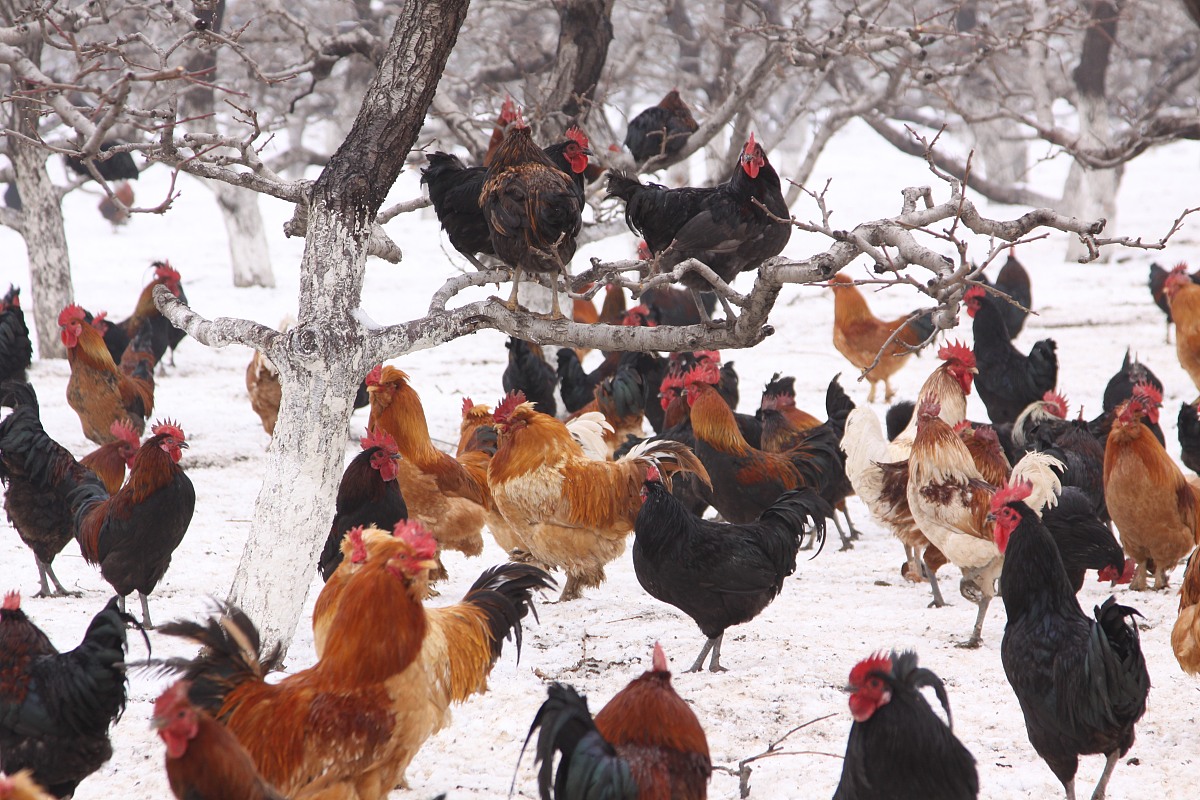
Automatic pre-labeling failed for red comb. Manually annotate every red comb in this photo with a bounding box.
[1172,262,1190,273]
[1043,391,1069,418]
[683,362,720,387]
[1131,381,1162,405]
[57,304,87,326]
[393,519,438,559]
[494,390,527,423]
[151,419,186,441]
[110,419,140,448]
[498,95,519,123]
[991,478,1033,513]
[744,132,757,154]
[153,680,192,716]
[566,126,589,149]
[645,464,662,483]
[848,652,892,689]
[953,420,971,433]
[918,395,941,420]
[365,365,383,387]
[348,526,367,564]
[938,340,976,369]
[652,641,668,672]
[2,590,19,611]
[964,285,986,301]
[154,262,180,281]
[361,427,398,454]
[694,350,721,364]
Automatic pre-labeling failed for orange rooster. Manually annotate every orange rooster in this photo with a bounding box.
[1104,384,1200,590]
[1173,550,1200,674]
[153,680,286,800]
[488,391,709,600]
[166,521,551,798]
[245,350,282,435]
[0,771,54,800]
[829,273,930,402]
[907,397,1061,647]
[482,94,521,167]
[59,304,153,444]
[525,642,711,800]
[79,420,140,494]
[1166,268,1200,394]
[366,365,488,566]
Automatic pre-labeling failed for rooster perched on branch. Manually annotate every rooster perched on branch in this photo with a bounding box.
[624,89,699,164]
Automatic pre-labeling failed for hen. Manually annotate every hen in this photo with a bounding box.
[1088,349,1165,450]
[833,651,978,800]
[1165,267,1200,394]
[70,421,196,628]
[606,133,789,322]
[488,391,709,600]
[1173,550,1200,674]
[994,480,1150,800]
[0,287,32,385]
[964,285,1057,425]
[0,771,53,800]
[0,593,133,799]
[153,680,286,800]
[634,467,827,672]
[828,273,931,402]
[984,251,1032,338]
[1148,261,1200,342]
[245,350,283,435]
[525,643,710,800]
[1103,386,1199,590]
[503,337,558,416]
[480,124,585,316]
[624,89,699,164]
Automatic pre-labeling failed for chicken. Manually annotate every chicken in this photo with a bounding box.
[483,94,521,167]
[1178,400,1200,475]
[479,124,585,316]
[624,89,699,164]
[1103,386,1200,590]
[828,273,929,402]
[488,391,709,600]
[58,304,154,444]
[841,343,978,603]
[93,262,186,366]
[0,771,54,800]
[633,467,827,672]
[641,283,716,326]
[1166,267,1200,394]
[963,285,1057,425]
[1089,349,1165,451]
[164,522,551,798]
[64,140,138,182]
[1008,390,1070,457]
[993,480,1150,800]
[984,251,1032,338]
[569,362,647,458]
[71,421,196,628]
[906,396,1062,647]
[366,365,487,564]
[245,350,283,435]
[97,181,134,227]
[1149,261,1200,342]
[0,593,133,799]
[317,428,408,582]
[423,128,591,271]
[525,643,710,800]
[0,381,99,598]
[1173,549,1200,674]
[833,651,978,800]
[0,286,32,385]
[153,680,287,800]
[606,133,790,323]
[503,338,558,416]
[79,420,140,495]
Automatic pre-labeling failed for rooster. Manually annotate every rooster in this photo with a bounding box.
[152,680,286,800]
[833,651,978,800]
[480,124,585,316]
[981,251,1032,338]
[525,643,710,800]
[634,466,827,672]
[963,285,1057,426]
[503,337,558,416]
[91,262,186,366]
[624,89,699,164]
[483,94,522,166]
[1165,267,1200,394]
[0,771,53,800]
[906,396,1062,647]
[0,593,134,799]
[1173,550,1200,674]
[317,427,408,582]
[993,479,1150,800]
[164,521,551,797]
[97,181,135,227]
[828,273,931,402]
[1103,385,1199,590]
[245,350,283,435]
[64,140,138,182]
[0,286,32,385]
[606,133,790,323]
[70,421,195,628]
[488,391,709,600]
[1148,261,1200,342]
[79,420,140,495]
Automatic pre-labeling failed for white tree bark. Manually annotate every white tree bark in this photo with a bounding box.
[1064,94,1122,262]
[211,182,276,288]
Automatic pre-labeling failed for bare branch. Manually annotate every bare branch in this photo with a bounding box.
[154,285,280,353]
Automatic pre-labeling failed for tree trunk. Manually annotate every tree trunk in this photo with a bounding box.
[540,0,616,131]
[213,182,276,287]
[225,0,471,652]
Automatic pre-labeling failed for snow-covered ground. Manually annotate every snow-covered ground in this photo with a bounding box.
[2,119,1198,799]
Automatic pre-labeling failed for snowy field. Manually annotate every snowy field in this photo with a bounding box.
[2,119,1198,799]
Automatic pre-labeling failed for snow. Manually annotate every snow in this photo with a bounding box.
[3,118,1199,799]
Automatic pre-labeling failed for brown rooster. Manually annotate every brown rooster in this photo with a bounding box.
[80,420,140,494]
[1166,268,1200,394]
[624,89,700,164]
[0,771,54,800]
[480,123,585,317]
[829,273,929,402]
[59,304,153,444]
[1173,549,1200,674]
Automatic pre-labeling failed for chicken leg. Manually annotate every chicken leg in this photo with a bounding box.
[686,633,728,673]
[1088,751,1121,800]
[956,594,992,649]
[34,557,79,598]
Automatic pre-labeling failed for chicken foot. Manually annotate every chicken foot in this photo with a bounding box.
[923,561,946,608]
[838,504,862,541]
[1087,750,1121,800]
[118,592,156,629]
[828,514,854,551]
[686,633,727,673]
[33,557,80,598]
[955,594,992,649]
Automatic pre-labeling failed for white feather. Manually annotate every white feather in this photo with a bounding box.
[1009,451,1065,518]
[567,412,612,461]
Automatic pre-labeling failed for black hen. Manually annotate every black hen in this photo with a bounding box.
[995,488,1149,800]
[834,650,978,800]
[624,89,699,164]
[1148,261,1200,339]
[964,286,1057,425]
[1088,350,1165,449]
[0,593,133,799]
[556,347,618,414]
[1178,400,1200,475]
[633,474,827,672]
[1037,419,1108,522]
[1042,487,1125,593]
[606,135,790,321]
[64,141,139,182]
[503,338,558,417]
[0,286,32,385]
[985,252,1032,338]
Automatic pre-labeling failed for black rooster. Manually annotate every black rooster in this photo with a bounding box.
[503,338,558,417]
[0,286,32,385]
[981,252,1032,338]
[1088,350,1165,449]
[964,285,1057,426]
[624,89,699,164]
[1043,487,1126,592]
[64,141,139,182]
[633,470,827,672]
[606,134,790,323]
[833,650,978,800]
[0,593,135,799]
[994,480,1149,800]
[1178,400,1200,474]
